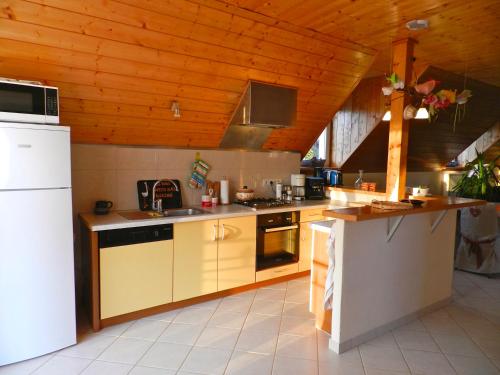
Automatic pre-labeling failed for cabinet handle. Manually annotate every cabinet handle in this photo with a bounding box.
[221,224,225,240]
[212,224,217,241]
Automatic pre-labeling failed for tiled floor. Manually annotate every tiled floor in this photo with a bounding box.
[1,271,500,374]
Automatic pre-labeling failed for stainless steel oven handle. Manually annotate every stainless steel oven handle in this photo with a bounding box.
[264,225,299,233]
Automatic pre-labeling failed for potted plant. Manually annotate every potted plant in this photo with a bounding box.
[452,150,499,202]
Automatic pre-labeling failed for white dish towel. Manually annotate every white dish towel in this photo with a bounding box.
[324,220,336,310]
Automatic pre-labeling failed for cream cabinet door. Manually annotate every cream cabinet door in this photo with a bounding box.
[173,220,218,301]
[299,224,313,272]
[100,240,173,319]
[218,216,256,290]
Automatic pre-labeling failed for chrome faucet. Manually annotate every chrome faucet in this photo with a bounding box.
[151,179,179,212]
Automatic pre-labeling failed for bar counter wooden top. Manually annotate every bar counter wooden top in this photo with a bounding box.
[322,196,485,222]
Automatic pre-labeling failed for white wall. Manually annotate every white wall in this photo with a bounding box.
[71,144,301,215]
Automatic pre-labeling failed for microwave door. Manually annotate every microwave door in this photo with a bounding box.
[0,82,46,123]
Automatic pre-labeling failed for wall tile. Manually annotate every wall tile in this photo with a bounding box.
[116,147,158,171]
[71,144,117,171]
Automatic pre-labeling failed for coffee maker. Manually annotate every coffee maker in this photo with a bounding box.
[305,176,325,200]
[290,174,305,201]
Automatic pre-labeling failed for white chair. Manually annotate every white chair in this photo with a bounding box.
[455,203,499,275]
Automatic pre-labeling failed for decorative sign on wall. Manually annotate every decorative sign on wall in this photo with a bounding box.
[137,179,182,211]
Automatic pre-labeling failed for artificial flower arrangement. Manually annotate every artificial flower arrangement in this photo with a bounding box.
[382,72,472,128]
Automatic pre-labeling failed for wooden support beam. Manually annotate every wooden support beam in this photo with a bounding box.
[386,38,416,201]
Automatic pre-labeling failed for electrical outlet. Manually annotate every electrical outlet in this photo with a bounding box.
[262,178,282,187]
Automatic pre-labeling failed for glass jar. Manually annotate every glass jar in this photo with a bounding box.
[354,170,364,189]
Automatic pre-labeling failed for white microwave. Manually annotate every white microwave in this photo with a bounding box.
[0,78,59,124]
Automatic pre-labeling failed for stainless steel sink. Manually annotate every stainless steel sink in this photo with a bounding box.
[119,208,208,220]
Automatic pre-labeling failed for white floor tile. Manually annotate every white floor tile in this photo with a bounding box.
[244,313,281,334]
[393,319,427,333]
[57,333,116,359]
[250,299,284,315]
[184,298,221,311]
[474,337,500,360]
[393,330,440,352]
[98,337,152,365]
[402,349,456,375]
[0,354,53,375]
[157,323,205,345]
[173,308,214,325]
[276,333,317,360]
[236,328,278,354]
[432,333,485,357]
[195,326,240,350]
[225,351,274,375]
[121,320,169,341]
[31,356,92,375]
[282,302,315,318]
[446,354,500,375]
[255,288,286,301]
[142,310,180,322]
[129,366,177,375]
[279,315,317,336]
[262,281,288,290]
[319,358,365,375]
[364,369,410,375]
[80,360,132,374]
[207,310,247,329]
[318,333,361,363]
[217,297,253,313]
[180,347,232,375]
[359,344,408,372]
[363,332,399,348]
[97,321,133,337]
[138,342,191,370]
[284,290,310,303]
[273,356,317,375]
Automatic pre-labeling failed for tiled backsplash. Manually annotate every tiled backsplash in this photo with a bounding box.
[71,144,301,215]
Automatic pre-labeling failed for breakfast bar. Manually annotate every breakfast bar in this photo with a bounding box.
[313,197,485,353]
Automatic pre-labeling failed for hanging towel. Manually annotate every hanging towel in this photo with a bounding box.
[324,220,336,310]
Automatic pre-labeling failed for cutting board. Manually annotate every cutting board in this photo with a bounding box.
[137,180,182,211]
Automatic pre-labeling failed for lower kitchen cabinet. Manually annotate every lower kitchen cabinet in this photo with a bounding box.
[218,216,256,290]
[173,220,218,301]
[299,223,313,272]
[100,240,173,319]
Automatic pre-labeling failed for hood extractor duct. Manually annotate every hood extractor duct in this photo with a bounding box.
[220,81,297,150]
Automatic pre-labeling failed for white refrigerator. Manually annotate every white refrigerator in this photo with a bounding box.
[0,122,76,366]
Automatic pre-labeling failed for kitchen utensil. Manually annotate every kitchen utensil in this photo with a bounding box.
[235,186,255,201]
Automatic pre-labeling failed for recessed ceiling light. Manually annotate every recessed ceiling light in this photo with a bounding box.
[406,19,429,31]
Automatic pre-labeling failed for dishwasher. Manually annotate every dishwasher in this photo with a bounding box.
[99,224,174,319]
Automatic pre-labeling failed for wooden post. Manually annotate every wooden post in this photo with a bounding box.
[386,38,415,201]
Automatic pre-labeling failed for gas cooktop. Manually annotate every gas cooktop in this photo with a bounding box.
[234,198,292,210]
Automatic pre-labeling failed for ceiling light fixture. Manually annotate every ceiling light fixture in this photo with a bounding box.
[406,19,429,31]
[170,101,181,118]
[415,107,429,119]
[382,110,391,121]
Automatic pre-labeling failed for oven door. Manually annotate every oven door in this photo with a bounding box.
[256,224,299,271]
[0,82,56,124]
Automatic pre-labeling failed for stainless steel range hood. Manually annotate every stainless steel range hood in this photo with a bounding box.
[220,81,297,149]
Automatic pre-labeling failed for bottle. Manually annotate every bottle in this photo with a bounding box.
[354,170,364,189]
[276,182,283,200]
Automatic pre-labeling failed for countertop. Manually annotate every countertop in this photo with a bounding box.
[322,196,486,222]
[80,199,358,231]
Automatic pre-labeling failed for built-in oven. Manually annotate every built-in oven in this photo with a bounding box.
[256,211,300,271]
[0,79,59,124]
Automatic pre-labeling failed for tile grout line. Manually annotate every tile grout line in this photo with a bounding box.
[270,282,288,375]
[220,289,258,374]
[125,318,174,374]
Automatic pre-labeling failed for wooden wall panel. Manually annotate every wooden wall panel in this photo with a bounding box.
[0,0,376,152]
[331,76,385,167]
[339,67,500,172]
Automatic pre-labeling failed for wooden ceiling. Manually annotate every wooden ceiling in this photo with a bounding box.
[341,67,500,172]
[0,0,377,152]
[222,0,500,86]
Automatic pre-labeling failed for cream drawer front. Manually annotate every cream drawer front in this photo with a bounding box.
[256,263,299,282]
[300,208,326,222]
[100,240,173,319]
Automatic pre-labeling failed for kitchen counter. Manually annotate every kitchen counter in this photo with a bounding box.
[80,199,356,231]
[322,196,485,222]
